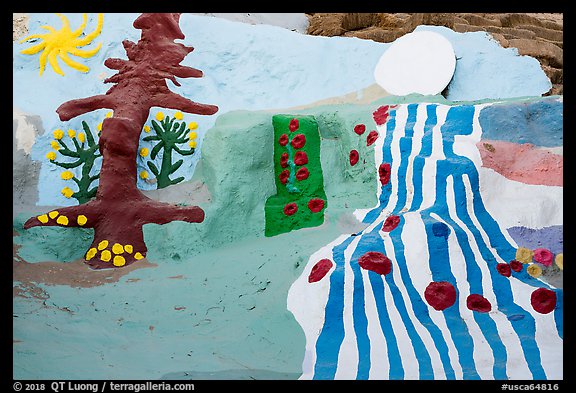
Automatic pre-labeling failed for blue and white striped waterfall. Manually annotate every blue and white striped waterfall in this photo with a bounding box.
[287,102,563,380]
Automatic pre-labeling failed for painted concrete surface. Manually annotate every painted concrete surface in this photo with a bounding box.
[13,13,562,381]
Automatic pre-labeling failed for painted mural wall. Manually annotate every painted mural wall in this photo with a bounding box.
[13,13,562,381]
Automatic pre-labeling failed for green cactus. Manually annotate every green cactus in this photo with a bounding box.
[142,112,197,189]
[48,120,101,204]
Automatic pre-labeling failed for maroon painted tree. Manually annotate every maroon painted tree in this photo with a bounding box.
[24,13,219,269]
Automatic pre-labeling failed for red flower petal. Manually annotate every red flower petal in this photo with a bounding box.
[279,169,290,184]
[531,287,556,314]
[354,124,366,135]
[373,105,390,125]
[308,198,325,213]
[308,258,333,283]
[510,260,523,272]
[294,151,308,166]
[283,202,298,216]
[358,251,391,275]
[349,149,359,166]
[280,152,289,168]
[291,134,306,149]
[424,281,457,311]
[379,163,391,185]
[466,294,491,313]
[366,130,379,146]
[279,134,289,146]
[296,167,309,181]
[289,118,299,132]
[497,263,511,277]
[382,215,400,232]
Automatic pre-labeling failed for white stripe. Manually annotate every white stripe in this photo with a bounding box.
[334,235,361,379]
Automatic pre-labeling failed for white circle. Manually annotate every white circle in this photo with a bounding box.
[374,30,456,96]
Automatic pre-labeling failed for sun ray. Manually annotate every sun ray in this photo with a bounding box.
[72,14,88,38]
[20,41,47,55]
[75,14,104,46]
[19,13,104,76]
[48,50,64,75]
[59,51,89,73]
[38,49,49,75]
[68,44,103,58]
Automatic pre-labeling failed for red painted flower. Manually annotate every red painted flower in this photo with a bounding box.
[289,118,299,132]
[291,134,306,149]
[349,149,359,166]
[308,198,325,213]
[308,258,333,283]
[497,263,511,277]
[279,169,290,184]
[294,151,308,165]
[373,105,390,125]
[279,134,289,146]
[466,294,491,313]
[283,202,298,216]
[382,215,400,232]
[531,287,556,314]
[424,281,457,311]
[379,163,391,185]
[533,248,553,266]
[510,260,523,272]
[280,152,289,168]
[366,130,379,146]
[354,124,366,135]
[296,167,309,181]
[358,251,391,275]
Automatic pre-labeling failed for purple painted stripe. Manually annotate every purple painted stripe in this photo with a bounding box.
[507,226,563,255]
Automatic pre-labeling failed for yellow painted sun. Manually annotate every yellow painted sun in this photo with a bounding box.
[19,13,104,76]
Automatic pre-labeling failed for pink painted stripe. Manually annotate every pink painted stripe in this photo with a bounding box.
[477,140,563,186]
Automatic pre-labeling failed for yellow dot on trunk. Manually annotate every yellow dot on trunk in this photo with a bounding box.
[98,240,109,250]
[56,215,69,225]
[101,250,112,262]
[77,215,88,226]
[86,248,97,261]
[48,211,59,219]
[124,245,133,254]
[134,252,144,260]
[112,243,124,254]
[113,255,126,267]
[37,214,49,223]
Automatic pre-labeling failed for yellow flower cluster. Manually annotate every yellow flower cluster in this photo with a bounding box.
[61,171,74,180]
[68,129,76,138]
[53,129,64,140]
[143,125,151,133]
[140,147,149,157]
[78,132,86,143]
[174,111,184,120]
[139,170,149,179]
[515,247,563,278]
[61,187,74,198]
[156,111,165,121]
[50,140,60,150]
[46,151,56,161]
[85,240,144,267]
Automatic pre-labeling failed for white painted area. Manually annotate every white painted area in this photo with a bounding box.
[374,31,456,96]
[13,108,38,154]
[479,167,563,230]
[363,267,390,379]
